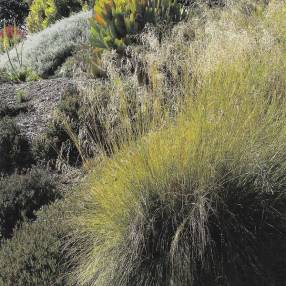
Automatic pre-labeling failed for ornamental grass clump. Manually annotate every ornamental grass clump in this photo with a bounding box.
[70,47,286,285]
[69,2,286,285]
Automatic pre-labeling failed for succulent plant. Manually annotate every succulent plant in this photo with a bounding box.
[90,0,187,51]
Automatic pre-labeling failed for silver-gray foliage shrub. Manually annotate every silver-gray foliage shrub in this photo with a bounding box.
[0,11,90,77]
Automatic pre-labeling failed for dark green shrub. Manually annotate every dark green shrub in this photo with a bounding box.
[0,117,32,173]
[87,0,95,8]
[55,0,83,16]
[0,168,60,240]
[0,0,29,28]
[0,103,28,119]
[0,203,70,286]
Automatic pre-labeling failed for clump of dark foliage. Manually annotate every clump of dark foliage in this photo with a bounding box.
[0,117,32,173]
[0,0,29,28]
[0,204,70,286]
[0,104,28,119]
[0,168,60,240]
[110,173,286,286]
[54,0,82,18]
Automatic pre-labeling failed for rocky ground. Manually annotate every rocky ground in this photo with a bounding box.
[0,78,79,140]
[0,77,87,191]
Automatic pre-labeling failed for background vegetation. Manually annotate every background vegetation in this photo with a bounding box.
[0,0,29,28]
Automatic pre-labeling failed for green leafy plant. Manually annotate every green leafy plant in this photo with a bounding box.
[4,67,40,82]
[90,0,187,51]
[26,0,84,32]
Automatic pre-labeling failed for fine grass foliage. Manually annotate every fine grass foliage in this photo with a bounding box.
[264,0,286,46]
[72,78,168,161]
[16,90,29,103]
[72,53,286,286]
[70,2,286,285]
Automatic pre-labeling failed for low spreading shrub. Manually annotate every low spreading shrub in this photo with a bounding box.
[0,101,29,118]
[26,0,83,32]
[0,11,90,77]
[0,117,32,173]
[0,202,71,286]
[0,168,60,240]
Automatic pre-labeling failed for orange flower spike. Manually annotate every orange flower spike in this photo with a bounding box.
[95,13,107,26]
[2,24,9,50]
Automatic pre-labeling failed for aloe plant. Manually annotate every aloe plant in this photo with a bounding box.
[90,0,187,51]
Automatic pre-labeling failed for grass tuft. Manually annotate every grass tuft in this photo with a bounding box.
[69,2,286,285]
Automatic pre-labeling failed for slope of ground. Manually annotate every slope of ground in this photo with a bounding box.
[0,78,79,140]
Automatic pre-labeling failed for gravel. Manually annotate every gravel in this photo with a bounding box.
[0,78,79,140]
